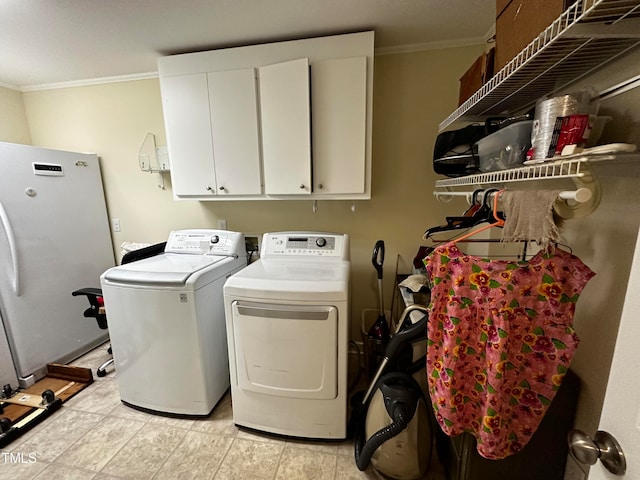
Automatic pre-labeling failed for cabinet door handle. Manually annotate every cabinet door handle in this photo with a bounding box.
[206,185,213,192]
[300,184,306,189]
[219,186,226,191]
[317,183,323,190]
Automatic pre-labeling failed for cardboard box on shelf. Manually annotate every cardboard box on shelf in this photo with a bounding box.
[496,0,512,17]
[495,0,574,72]
[458,48,495,106]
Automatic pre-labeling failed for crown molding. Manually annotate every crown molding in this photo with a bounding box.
[376,23,495,56]
[0,81,20,90]
[19,72,159,92]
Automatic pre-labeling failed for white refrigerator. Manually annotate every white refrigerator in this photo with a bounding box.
[0,142,115,388]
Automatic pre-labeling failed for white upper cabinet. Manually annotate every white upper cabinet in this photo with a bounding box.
[160,73,216,197]
[208,68,262,196]
[160,69,263,197]
[158,31,374,200]
[311,56,367,195]
[259,58,311,196]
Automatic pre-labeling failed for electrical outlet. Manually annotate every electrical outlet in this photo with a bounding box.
[245,235,260,253]
[112,218,121,232]
[217,219,227,230]
[245,235,260,263]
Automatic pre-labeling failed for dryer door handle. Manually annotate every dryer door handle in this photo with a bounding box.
[236,304,330,321]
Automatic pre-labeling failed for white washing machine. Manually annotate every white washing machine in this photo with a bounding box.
[100,229,247,416]
[224,231,350,439]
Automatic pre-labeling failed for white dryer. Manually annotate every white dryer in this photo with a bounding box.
[100,229,246,416]
[224,232,350,439]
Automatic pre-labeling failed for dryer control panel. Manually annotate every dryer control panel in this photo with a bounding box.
[165,229,244,256]
[261,232,349,260]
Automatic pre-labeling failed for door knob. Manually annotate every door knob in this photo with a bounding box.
[568,429,626,475]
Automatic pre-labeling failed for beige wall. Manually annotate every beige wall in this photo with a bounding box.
[21,45,485,343]
[0,85,31,144]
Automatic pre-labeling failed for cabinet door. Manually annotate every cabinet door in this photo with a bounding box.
[311,56,367,195]
[258,58,311,195]
[208,68,263,195]
[160,74,217,196]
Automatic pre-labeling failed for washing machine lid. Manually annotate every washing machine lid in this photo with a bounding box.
[224,258,350,301]
[103,253,230,287]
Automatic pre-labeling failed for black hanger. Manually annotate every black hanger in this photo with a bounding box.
[422,188,502,240]
[422,189,483,239]
[468,188,504,225]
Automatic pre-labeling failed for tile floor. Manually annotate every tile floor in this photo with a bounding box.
[1,344,443,480]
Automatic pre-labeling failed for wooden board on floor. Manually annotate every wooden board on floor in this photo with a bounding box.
[0,364,93,424]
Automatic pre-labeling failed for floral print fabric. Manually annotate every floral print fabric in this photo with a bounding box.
[424,243,594,459]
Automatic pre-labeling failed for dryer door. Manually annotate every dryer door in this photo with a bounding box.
[231,301,338,399]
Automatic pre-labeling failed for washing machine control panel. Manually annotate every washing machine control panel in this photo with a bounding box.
[165,229,244,256]
[262,233,349,260]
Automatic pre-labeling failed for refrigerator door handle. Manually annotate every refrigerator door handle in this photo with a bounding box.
[0,199,20,296]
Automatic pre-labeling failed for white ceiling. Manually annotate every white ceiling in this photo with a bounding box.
[0,0,495,90]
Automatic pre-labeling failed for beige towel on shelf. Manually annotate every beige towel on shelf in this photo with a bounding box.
[500,190,563,246]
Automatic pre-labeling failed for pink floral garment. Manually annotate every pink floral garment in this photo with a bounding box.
[424,243,595,459]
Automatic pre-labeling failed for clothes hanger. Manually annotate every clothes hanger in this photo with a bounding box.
[422,198,479,239]
[458,188,484,219]
[451,189,506,244]
[422,189,497,240]
[462,188,503,226]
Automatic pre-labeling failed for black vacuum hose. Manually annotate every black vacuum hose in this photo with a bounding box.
[355,403,410,471]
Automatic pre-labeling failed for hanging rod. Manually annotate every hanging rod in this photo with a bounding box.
[433,187,592,204]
